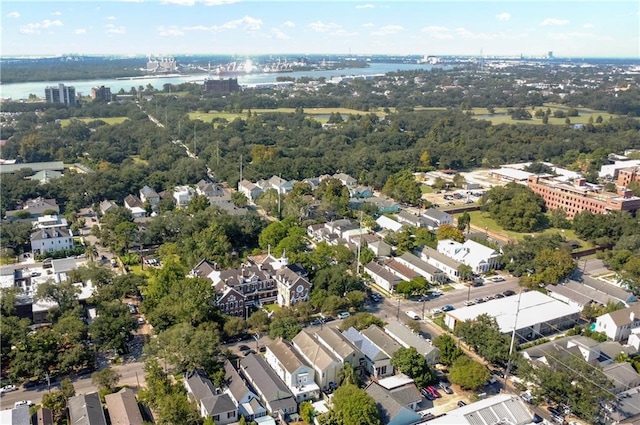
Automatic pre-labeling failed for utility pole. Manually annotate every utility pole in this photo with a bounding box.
[505,289,523,383]
[193,124,196,157]
[356,210,363,275]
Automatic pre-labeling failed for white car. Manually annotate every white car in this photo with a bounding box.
[405,311,421,320]
[14,400,33,408]
[0,384,17,393]
[337,312,351,319]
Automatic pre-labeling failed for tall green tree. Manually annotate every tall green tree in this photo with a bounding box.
[326,383,381,425]
[391,347,436,388]
[449,355,490,390]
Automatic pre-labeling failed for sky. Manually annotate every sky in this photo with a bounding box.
[2,0,639,58]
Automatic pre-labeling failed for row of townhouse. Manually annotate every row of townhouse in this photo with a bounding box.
[182,322,440,424]
[189,252,313,318]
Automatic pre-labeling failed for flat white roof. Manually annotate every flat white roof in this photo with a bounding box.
[446,291,581,333]
[489,168,533,181]
[428,394,535,425]
[378,373,414,390]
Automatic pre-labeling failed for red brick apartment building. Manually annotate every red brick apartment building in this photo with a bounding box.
[527,176,640,219]
[617,167,640,187]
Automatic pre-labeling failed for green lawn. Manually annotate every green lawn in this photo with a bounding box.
[59,117,129,127]
[189,107,386,124]
[464,210,592,247]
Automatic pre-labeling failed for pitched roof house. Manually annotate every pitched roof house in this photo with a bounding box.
[343,326,394,378]
[314,327,364,371]
[68,393,107,425]
[364,261,403,294]
[6,197,60,220]
[417,246,462,282]
[184,369,238,424]
[395,252,446,284]
[422,208,453,228]
[437,239,500,274]
[104,388,144,425]
[222,360,267,421]
[239,353,297,416]
[238,180,264,203]
[384,321,440,364]
[291,330,342,391]
[99,200,117,215]
[264,339,320,402]
[30,228,74,255]
[595,304,640,342]
[364,382,423,425]
[139,185,160,206]
[276,266,312,307]
[124,194,146,218]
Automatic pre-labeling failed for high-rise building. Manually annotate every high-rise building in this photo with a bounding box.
[204,78,240,93]
[44,83,76,106]
[90,85,112,102]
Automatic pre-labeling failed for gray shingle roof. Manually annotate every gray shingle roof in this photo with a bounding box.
[104,388,143,425]
[68,393,107,425]
[239,353,295,412]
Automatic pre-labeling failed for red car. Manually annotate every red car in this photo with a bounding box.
[426,386,442,398]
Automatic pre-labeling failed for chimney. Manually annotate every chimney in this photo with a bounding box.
[631,312,635,323]
[574,178,586,187]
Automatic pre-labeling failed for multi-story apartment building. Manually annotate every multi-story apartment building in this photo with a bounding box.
[90,85,112,102]
[45,84,76,106]
[527,176,640,219]
[617,167,640,188]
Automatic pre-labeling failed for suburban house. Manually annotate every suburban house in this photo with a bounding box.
[376,375,423,412]
[222,360,267,422]
[173,185,195,208]
[342,325,400,379]
[239,353,297,417]
[350,186,374,199]
[395,252,446,284]
[124,194,146,218]
[196,179,232,206]
[383,258,420,281]
[291,330,343,391]
[30,228,74,255]
[368,240,393,257]
[384,321,440,364]
[6,197,60,220]
[189,259,219,281]
[104,388,144,425]
[417,246,462,282]
[68,393,107,425]
[332,172,357,188]
[99,200,118,215]
[376,215,403,233]
[437,239,500,274]
[595,304,640,342]
[276,265,312,307]
[364,381,423,425]
[139,185,160,211]
[396,211,430,228]
[364,261,404,294]
[367,196,401,214]
[238,179,264,204]
[422,208,453,229]
[33,214,68,230]
[314,327,365,371]
[28,169,63,185]
[256,175,294,194]
[184,369,238,424]
[264,339,321,402]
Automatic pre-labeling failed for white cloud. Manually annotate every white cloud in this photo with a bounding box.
[106,16,117,20]
[75,28,86,34]
[362,22,374,28]
[216,16,262,31]
[52,11,62,16]
[7,11,20,18]
[421,25,452,39]
[371,25,403,36]
[282,21,295,28]
[540,18,569,26]
[183,25,210,31]
[583,23,594,29]
[158,25,184,36]
[104,24,126,34]
[355,4,374,9]
[271,28,289,40]
[309,21,340,33]
[19,19,63,34]
[496,12,510,21]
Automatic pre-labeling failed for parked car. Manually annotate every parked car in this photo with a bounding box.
[442,304,454,312]
[427,386,442,398]
[492,276,505,282]
[238,345,252,355]
[493,293,505,299]
[14,400,33,408]
[547,406,563,417]
[22,380,41,390]
[464,300,476,306]
[337,312,351,320]
[438,382,453,394]
[503,290,516,297]
[490,369,505,378]
[310,318,323,326]
[457,401,467,407]
[0,384,17,394]
[420,388,434,400]
[405,311,420,320]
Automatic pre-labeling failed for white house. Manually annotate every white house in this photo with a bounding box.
[437,239,500,273]
[264,339,320,403]
[173,185,195,208]
[291,330,342,391]
[376,215,403,232]
[31,228,74,255]
[33,215,68,230]
[238,180,264,203]
[364,261,403,294]
[422,208,453,229]
[594,304,640,342]
[417,246,462,282]
[140,185,160,211]
[124,194,147,218]
[395,252,447,284]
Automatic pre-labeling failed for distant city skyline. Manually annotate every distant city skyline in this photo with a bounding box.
[2,0,639,59]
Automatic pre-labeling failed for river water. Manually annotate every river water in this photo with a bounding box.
[0,62,440,100]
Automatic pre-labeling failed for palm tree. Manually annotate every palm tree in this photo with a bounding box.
[85,244,98,263]
[338,363,359,387]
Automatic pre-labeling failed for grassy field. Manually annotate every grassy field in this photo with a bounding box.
[59,117,129,127]
[189,107,386,124]
[464,210,592,247]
